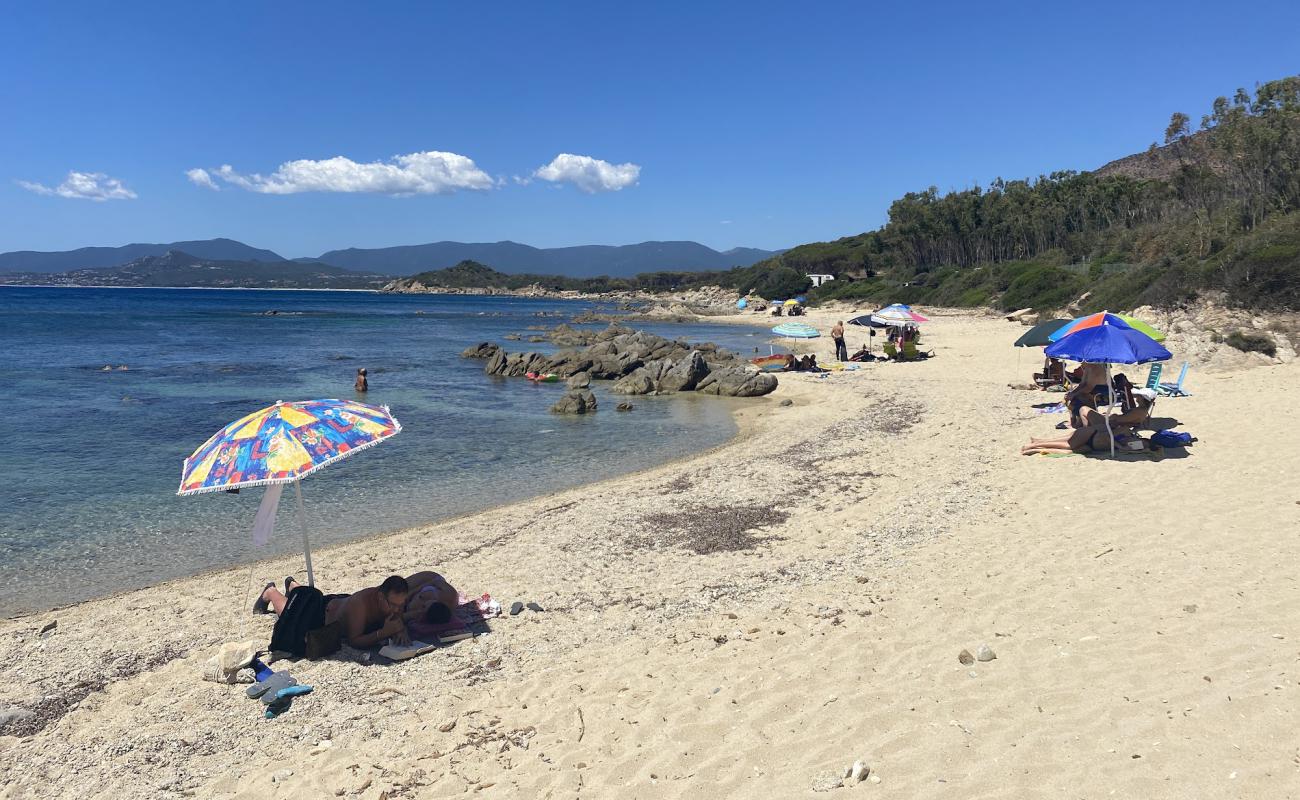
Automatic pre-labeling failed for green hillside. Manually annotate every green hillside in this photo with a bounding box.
[742,75,1300,312]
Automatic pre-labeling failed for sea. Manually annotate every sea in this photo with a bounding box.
[0,287,773,617]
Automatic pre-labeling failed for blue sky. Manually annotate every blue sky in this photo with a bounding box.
[3,0,1299,258]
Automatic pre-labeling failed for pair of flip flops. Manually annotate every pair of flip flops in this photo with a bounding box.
[509,601,544,616]
[247,670,313,718]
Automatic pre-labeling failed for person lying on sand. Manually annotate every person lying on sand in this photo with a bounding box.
[1021,424,1115,456]
[257,575,411,647]
[403,570,459,626]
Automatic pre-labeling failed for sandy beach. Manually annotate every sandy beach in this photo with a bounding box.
[2,307,1298,799]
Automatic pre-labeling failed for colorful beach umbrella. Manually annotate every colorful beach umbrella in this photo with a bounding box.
[870,304,929,326]
[1049,312,1165,343]
[1013,318,1071,348]
[1045,324,1171,458]
[771,322,820,338]
[179,399,402,585]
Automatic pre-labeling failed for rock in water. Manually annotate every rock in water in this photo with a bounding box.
[461,342,500,359]
[658,351,710,392]
[695,369,778,397]
[958,649,975,665]
[567,371,591,389]
[616,402,633,411]
[550,389,598,414]
[611,371,655,395]
[976,644,996,662]
[484,349,508,376]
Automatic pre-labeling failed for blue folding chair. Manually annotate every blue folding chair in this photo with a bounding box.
[1143,362,1163,391]
[1157,361,1191,397]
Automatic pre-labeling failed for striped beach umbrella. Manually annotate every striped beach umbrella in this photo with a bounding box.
[870,304,929,326]
[1049,312,1165,343]
[179,399,402,585]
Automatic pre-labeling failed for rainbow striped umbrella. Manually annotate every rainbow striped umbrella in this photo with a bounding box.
[1049,311,1165,343]
[179,399,402,584]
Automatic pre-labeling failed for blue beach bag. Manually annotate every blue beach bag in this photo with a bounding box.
[1151,430,1193,448]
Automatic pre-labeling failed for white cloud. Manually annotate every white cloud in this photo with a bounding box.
[18,171,137,201]
[533,153,640,193]
[198,151,494,195]
[186,168,220,191]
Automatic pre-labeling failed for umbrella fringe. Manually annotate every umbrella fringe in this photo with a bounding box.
[177,420,402,497]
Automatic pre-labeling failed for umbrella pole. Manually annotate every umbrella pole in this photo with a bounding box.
[294,478,315,587]
[1105,363,1115,458]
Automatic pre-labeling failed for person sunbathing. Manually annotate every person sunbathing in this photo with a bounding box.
[403,570,459,626]
[256,575,411,647]
[1021,423,1115,455]
[1022,408,1116,455]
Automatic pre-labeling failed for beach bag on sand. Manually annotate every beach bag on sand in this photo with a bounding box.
[1151,430,1193,448]
[269,585,328,657]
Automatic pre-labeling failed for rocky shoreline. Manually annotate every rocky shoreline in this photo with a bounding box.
[463,322,777,412]
[382,279,744,316]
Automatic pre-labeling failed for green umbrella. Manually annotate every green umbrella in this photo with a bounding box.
[1013,319,1071,348]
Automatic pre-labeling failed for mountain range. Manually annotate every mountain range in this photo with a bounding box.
[0,238,781,279]
[0,251,390,290]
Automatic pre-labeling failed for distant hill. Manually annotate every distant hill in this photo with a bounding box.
[0,250,390,290]
[0,238,286,274]
[318,240,782,277]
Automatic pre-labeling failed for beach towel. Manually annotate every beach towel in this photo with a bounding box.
[1035,403,1067,414]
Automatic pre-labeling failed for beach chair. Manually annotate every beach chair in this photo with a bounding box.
[901,341,918,361]
[1143,363,1163,391]
[1157,361,1192,397]
[1034,359,1066,390]
[883,342,898,360]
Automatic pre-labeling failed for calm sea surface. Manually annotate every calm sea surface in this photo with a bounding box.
[0,287,772,616]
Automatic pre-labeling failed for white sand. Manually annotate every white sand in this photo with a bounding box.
[2,308,1298,799]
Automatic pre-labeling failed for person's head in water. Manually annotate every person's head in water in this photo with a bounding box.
[377,575,408,611]
[358,368,367,376]
[404,586,452,625]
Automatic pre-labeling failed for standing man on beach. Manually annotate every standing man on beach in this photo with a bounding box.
[831,321,848,362]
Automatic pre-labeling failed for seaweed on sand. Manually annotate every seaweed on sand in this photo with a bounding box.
[633,504,789,554]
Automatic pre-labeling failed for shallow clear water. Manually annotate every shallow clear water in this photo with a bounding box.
[0,287,772,616]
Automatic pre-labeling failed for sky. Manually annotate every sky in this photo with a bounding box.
[3,0,1299,258]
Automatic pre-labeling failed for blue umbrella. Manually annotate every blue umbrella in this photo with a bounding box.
[1044,323,1171,365]
[1045,324,1171,457]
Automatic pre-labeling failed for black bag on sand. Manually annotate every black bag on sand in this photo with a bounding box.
[269,585,328,657]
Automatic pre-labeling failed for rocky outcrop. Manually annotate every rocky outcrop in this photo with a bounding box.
[695,368,779,397]
[475,324,778,398]
[550,389,598,414]
[658,351,709,392]
[461,342,501,359]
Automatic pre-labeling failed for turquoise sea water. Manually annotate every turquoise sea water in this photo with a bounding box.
[0,287,771,616]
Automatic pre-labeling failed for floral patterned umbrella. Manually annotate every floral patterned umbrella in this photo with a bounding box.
[178,399,402,584]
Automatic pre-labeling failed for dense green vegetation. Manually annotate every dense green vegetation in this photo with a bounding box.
[746,75,1300,312]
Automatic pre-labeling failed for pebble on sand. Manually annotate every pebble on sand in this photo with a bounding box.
[958,649,975,665]
[976,644,996,662]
